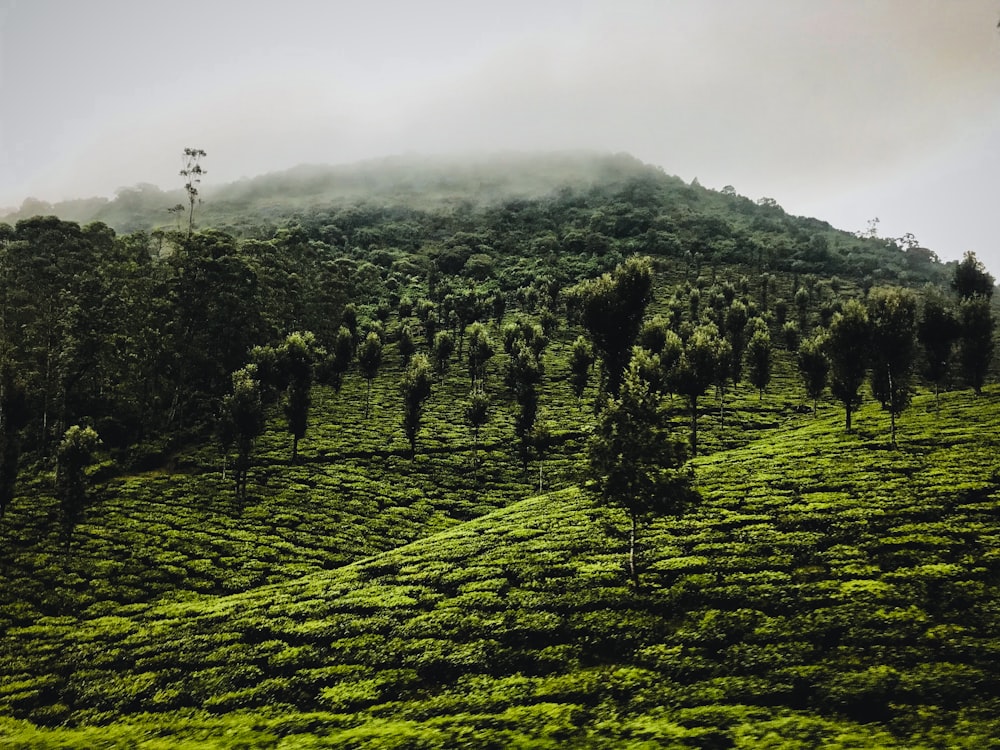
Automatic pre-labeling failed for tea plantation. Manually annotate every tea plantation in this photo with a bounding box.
[2,375,999,746]
[1,155,998,747]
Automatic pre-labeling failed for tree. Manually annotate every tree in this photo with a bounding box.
[466,322,495,385]
[432,330,455,374]
[867,288,917,446]
[397,324,416,366]
[587,359,697,588]
[318,326,353,392]
[0,361,29,520]
[401,354,433,456]
[917,293,960,412]
[958,296,995,395]
[464,387,490,475]
[280,331,323,462]
[220,366,265,506]
[180,147,207,237]
[745,327,773,400]
[825,299,870,432]
[55,424,101,549]
[506,340,544,468]
[952,251,994,300]
[357,332,383,418]
[724,301,750,388]
[797,333,829,416]
[566,255,654,396]
[569,335,595,400]
[669,324,725,456]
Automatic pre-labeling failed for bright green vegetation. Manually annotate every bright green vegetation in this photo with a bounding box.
[1,388,999,747]
[1,153,998,747]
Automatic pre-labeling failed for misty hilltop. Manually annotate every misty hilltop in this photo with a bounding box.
[2,151,652,228]
[1,150,948,285]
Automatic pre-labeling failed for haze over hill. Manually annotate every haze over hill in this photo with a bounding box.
[1,1,999,271]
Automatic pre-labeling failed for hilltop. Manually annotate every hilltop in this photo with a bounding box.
[1,151,948,285]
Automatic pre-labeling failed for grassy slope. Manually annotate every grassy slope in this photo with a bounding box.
[1,385,998,748]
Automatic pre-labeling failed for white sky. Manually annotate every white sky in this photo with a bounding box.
[1,0,999,271]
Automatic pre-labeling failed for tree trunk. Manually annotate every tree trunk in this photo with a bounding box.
[628,513,639,588]
[689,396,698,456]
[292,434,299,463]
[845,402,852,433]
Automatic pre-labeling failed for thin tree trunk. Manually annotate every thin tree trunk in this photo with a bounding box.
[845,402,852,433]
[689,396,698,457]
[629,513,638,588]
[888,367,896,447]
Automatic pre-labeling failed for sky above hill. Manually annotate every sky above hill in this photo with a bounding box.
[1,0,998,271]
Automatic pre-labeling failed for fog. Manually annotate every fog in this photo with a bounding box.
[1,0,998,269]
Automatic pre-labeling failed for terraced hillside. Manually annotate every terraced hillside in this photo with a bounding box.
[1,386,998,748]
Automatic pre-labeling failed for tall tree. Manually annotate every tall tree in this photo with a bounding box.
[0,361,29,520]
[724,300,750,388]
[317,326,354,392]
[432,330,455,374]
[958,296,995,395]
[357,332,383,418]
[401,354,433,456]
[180,147,207,237]
[745,327,773,400]
[868,288,917,446]
[55,424,101,549]
[464,387,490,475]
[220,366,265,506]
[797,333,829,416]
[466,322,495,385]
[397,324,416,366]
[280,331,323,462]
[952,251,994,301]
[825,299,870,432]
[505,340,544,469]
[569,335,595,400]
[669,324,725,456]
[566,255,654,396]
[917,293,960,412]
[588,358,697,588]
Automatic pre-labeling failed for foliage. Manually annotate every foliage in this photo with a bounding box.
[357,332,384,419]
[587,360,696,586]
[825,299,870,432]
[745,327,773,399]
[951,251,994,300]
[670,324,726,455]
[796,333,829,415]
[917,291,959,411]
[401,354,433,456]
[0,361,29,519]
[566,256,653,396]
[958,296,994,395]
[219,366,265,505]
[867,288,917,445]
[55,424,101,548]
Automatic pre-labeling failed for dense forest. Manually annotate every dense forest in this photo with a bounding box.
[1,152,998,748]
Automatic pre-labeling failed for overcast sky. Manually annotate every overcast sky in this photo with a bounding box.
[1,0,998,270]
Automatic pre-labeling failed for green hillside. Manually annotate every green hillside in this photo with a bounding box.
[1,153,997,747]
[1,387,999,747]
